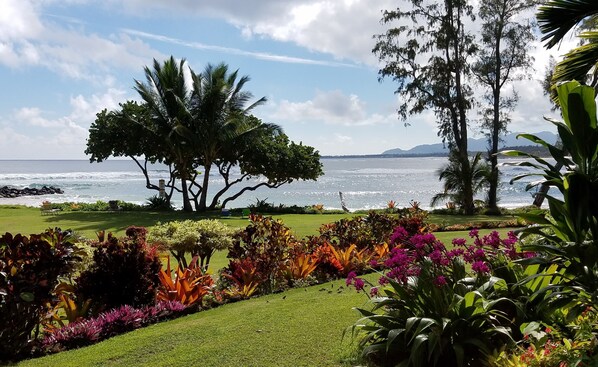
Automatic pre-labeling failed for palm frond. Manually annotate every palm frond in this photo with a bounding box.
[537,0,598,49]
[552,31,598,84]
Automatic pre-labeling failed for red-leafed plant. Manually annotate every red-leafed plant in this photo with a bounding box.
[0,229,80,361]
[225,215,296,294]
[157,256,214,307]
[222,258,262,300]
[75,230,161,314]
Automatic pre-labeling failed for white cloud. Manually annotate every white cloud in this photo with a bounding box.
[0,0,161,83]
[4,88,129,159]
[106,0,392,65]
[0,0,43,40]
[122,29,358,68]
[270,90,396,126]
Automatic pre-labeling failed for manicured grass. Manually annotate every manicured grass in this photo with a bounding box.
[17,275,377,367]
[0,205,355,239]
[1,205,518,240]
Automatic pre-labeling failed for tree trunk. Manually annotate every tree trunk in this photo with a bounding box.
[198,163,212,211]
[180,176,193,212]
[487,92,501,213]
[459,148,475,215]
[487,17,504,213]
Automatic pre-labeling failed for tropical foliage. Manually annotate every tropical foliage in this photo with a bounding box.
[86,57,323,212]
[75,231,161,314]
[431,152,490,212]
[347,82,598,367]
[148,219,235,269]
[348,229,528,367]
[0,229,81,361]
[538,0,598,90]
[504,80,598,315]
[157,256,214,308]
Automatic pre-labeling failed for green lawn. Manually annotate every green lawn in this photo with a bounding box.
[0,206,355,239]
[17,275,377,367]
[1,205,518,240]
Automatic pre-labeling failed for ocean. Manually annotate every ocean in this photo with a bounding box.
[0,157,544,210]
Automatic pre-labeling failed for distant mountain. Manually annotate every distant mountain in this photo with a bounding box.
[382,131,557,156]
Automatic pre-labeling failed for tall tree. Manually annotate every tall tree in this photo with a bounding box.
[472,0,536,213]
[86,57,323,211]
[187,63,272,211]
[134,57,196,211]
[373,0,478,214]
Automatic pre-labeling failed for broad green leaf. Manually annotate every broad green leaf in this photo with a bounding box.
[19,292,34,302]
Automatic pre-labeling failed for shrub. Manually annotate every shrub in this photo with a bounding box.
[0,229,80,361]
[316,211,427,251]
[148,219,235,269]
[348,229,533,367]
[145,195,173,211]
[492,314,598,366]
[221,258,262,300]
[224,215,296,294]
[75,233,161,314]
[157,256,214,308]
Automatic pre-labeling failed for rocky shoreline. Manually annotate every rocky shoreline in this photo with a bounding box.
[0,186,64,198]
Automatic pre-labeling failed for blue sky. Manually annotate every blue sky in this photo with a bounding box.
[0,0,567,159]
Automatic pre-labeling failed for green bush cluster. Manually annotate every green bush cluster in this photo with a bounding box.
[46,201,146,212]
[247,198,345,214]
[148,219,235,269]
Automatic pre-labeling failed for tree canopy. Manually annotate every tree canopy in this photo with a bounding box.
[86,57,323,211]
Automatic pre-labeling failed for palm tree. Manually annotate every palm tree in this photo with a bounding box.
[188,63,276,211]
[431,152,491,212]
[134,57,196,212]
[537,1,598,89]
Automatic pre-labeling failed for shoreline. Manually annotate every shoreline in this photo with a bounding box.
[0,196,538,211]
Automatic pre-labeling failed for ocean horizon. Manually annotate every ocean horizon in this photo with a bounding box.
[0,157,546,210]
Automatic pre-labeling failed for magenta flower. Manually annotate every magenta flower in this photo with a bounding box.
[354,278,365,291]
[346,271,357,286]
[472,261,490,274]
[390,226,409,244]
[452,238,467,247]
[433,275,447,287]
[469,228,479,238]
[370,287,379,296]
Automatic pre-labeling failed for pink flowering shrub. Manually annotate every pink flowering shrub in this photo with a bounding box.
[348,228,531,366]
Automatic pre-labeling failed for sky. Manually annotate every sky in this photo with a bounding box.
[0,0,576,159]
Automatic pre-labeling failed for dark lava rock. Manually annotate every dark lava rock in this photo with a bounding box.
[0,186,64,198]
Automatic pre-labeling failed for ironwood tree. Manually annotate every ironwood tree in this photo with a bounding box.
[473,0,536,212]
[373,0,478,214]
